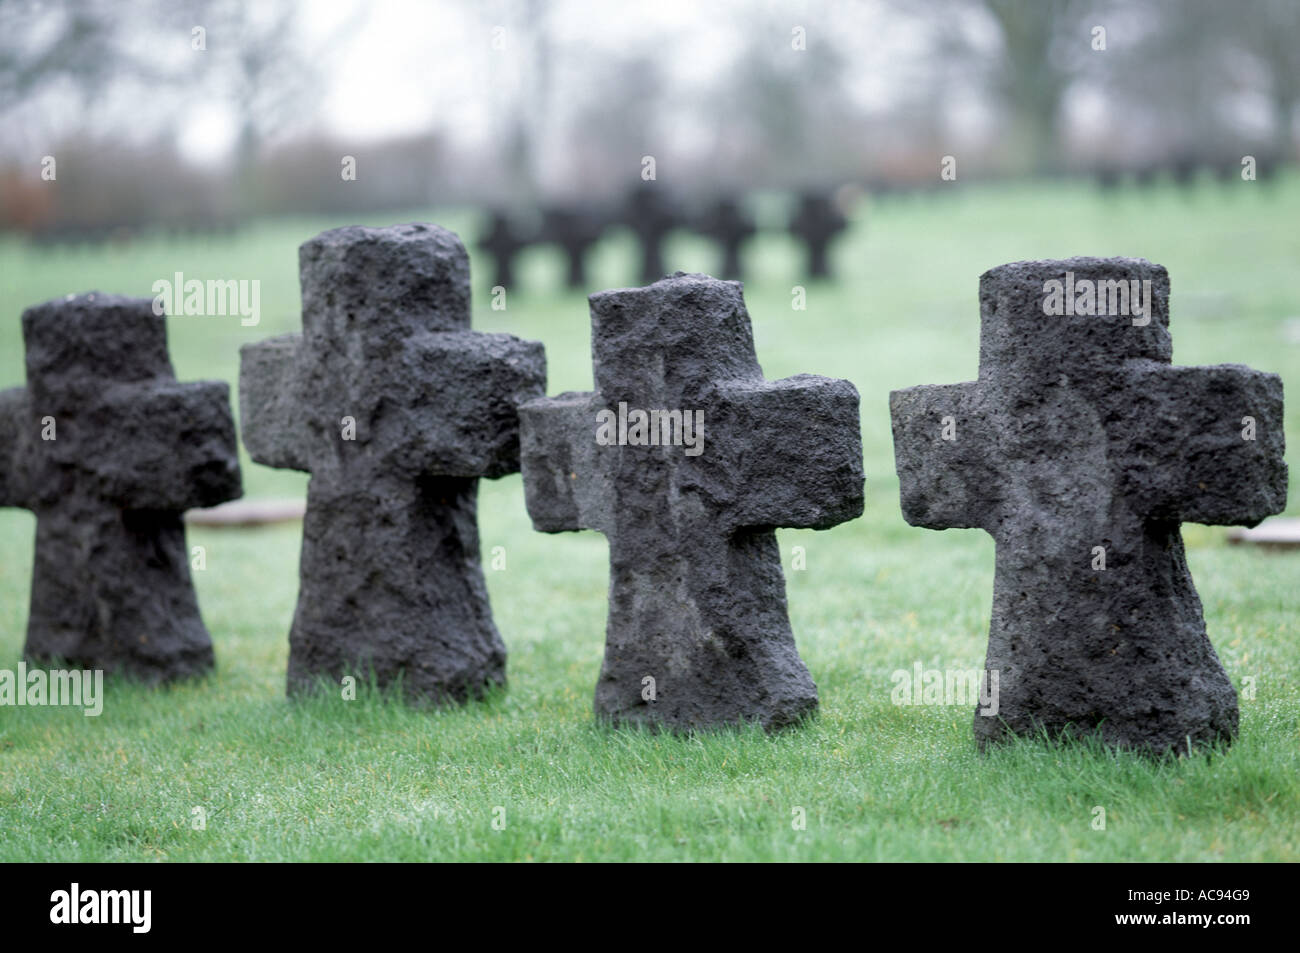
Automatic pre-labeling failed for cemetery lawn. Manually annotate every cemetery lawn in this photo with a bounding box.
[1,177,1298,862]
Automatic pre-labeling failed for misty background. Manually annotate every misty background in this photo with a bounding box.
[1,0,1297,241]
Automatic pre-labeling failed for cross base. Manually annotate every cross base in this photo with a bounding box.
[284,475,506,704]
[24,504,215,680]
[974,524,1239,754]
[593,530,819,732]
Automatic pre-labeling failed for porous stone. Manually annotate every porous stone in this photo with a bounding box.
[520,272,863,730]
[890,257,1288,753]
[0,292,242,679]
[239,224,546,703]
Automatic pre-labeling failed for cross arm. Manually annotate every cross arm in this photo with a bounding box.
[398,331,546,479]
[889,381,997,531]
[0,386,33,509]
[519,392,614,534]
[705,374,863,532]
[1114,362,1287,526]
[239,334,311,472]
[71,379,242,510]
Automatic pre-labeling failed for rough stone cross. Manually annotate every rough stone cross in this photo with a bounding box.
[0,293,242,680]
[788,192,847,279]
[890,258,1287,753]
[520,273,863,730]
[240,224,546,702]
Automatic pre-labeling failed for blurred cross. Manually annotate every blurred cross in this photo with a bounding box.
[696,196,756,280]
[623,185,680,285]
[478,210,531,289]
[539,206,605,289]
[788,191,847,279]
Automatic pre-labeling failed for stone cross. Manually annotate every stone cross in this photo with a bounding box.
[520,273,863,730]
[696,196,756,280]
[0,293,242,680]
[478,210,531,290]
[239,224,546,702]
[623,185,680,285]
[540,206,605,289]
[788,191,847,279]
[890,258,1287,753]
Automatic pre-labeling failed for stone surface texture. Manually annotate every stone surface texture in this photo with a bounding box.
[1,293,242,679]
[890,258,1287,753]
[521,273,863,730]
[240,224,546,702]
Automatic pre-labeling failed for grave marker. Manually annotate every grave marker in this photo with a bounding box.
[696,196,756,280]
[539,206,605,289]
[240,224,546,702]
[623,185,680,285]
[520,273,863,730]
[890,257,1287,752]
[478,210,531,290]
[0,293,242,679]
[788,191,847,279]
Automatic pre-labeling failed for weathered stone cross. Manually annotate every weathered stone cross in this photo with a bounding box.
[0,293,242,680]
[240,224,546,702]
[890,258,1287,753]
[520,273,863,730]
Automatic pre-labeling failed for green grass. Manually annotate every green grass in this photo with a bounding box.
[1,176,1298,861]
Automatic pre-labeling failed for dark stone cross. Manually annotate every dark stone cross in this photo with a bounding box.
[539,206,605,289]
[890,258,1287,753]
[788,191,847,279]
[696,196,756,280]
[0,293,242,679]
[478,210,531,290]
[240,224,547,702]
[520,273,863,730]
[623,185,680,285]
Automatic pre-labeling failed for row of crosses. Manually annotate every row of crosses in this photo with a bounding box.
[1093,151,1286,190]
[480,186,849,290]
[0,229,1286,754]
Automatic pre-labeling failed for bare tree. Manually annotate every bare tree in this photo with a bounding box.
[0,0,197,111]
[891,0,1117,175]
[1217,0,1300,157]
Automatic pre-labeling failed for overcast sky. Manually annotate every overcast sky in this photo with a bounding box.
[169,0,930,164]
